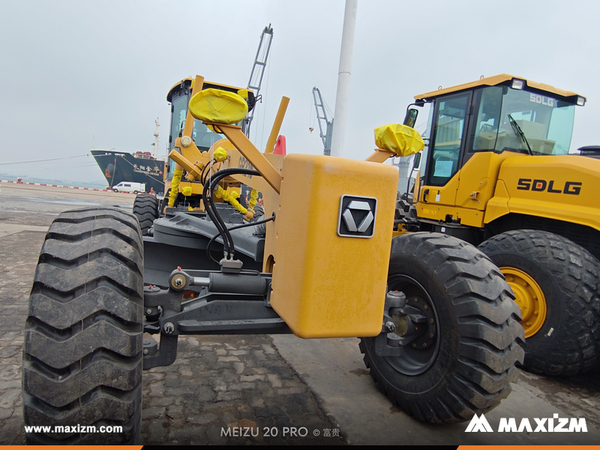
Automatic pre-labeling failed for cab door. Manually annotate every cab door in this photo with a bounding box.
[419,92,471,209]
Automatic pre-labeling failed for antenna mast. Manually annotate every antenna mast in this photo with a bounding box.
[153,118,160,159]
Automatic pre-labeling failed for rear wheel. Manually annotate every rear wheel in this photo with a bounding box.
[133,193,159,235]
[22,207,144,444]
[479,229,600,376]
[360,232,524,424]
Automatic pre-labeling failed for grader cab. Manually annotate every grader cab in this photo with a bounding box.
[22,75,524,444]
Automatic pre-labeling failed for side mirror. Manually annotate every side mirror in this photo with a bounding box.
[403,108,419,128]
[412,152,421,170]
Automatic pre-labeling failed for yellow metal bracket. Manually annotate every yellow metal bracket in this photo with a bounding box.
[209,123,282,194]
[168,150,203,180]
[365,149,395,163]
[265,97,290,154]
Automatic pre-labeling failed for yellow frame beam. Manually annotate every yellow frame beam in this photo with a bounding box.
[213,123,282,194]
[365,149,395,163]
[265,96,290,154]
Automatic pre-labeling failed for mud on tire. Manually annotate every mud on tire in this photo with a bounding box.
[22,207,144,444]
[479,229,600,376]
[133,193,159,235]
[360,232,524,424]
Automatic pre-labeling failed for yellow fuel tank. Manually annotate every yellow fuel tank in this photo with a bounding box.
[270,154,398,338]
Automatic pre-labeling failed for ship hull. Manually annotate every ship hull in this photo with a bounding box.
[91,150,165,194]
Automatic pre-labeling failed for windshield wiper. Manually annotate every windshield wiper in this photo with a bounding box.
[508,114,533,155]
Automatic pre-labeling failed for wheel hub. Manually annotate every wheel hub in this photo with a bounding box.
[500,266,547,338]
[377,276,441,376]
[390,296,436,349]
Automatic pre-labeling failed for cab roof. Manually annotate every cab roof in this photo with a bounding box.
[414,74,583,103]
[167,77,247,102]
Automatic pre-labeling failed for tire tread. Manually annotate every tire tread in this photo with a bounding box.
[23,207,143,444]
[479,229,600,375]
[361,232,524,423]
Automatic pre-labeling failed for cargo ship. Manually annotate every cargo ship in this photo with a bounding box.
[91,149,165,194]
[91,120,165,194]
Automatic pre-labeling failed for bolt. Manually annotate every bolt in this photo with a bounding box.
[429,333,434,338]
[385,321,396,332]
[423,304,428,310]
[171,273,187,290]
[164,322,175,334]
[146,309,153,314]
[143,348,149,355]
[430,319,434,324]
[422,343,427,347]
[412,343,416,348]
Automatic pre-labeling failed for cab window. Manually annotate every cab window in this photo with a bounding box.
[471,85,576,155]
[472,86,503,151]
[427,93,470,186]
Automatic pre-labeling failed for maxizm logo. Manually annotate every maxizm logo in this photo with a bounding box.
[466,413,587,433]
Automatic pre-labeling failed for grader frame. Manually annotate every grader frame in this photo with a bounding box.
[22,74,524,444]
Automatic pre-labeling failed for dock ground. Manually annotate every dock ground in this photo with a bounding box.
[1,182,599,445]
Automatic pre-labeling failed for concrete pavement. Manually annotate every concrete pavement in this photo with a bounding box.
[1,183,599,446]
[271,335,600,445]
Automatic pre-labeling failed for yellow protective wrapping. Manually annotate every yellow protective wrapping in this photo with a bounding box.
[168,169,183,207]
[214,186,247,215]
[213,147,228,162]
[374,123,425,157]
[214,186,257,220]
[189,89,248,124]
[248,189,258,211]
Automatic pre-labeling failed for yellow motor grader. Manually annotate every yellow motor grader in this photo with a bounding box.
[22,75,524,444]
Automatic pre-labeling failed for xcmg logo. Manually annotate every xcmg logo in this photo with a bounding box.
[517,178,582,195]
[237,156,255,178]
[466,413,588,433]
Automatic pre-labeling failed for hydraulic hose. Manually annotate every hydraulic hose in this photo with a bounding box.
[204,168,261,259]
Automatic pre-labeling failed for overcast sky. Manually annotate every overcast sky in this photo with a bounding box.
[1,0,599,185]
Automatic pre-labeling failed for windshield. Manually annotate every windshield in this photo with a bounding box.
[170,94,225,152]
[167,92,226,181]
[472,86,576,155]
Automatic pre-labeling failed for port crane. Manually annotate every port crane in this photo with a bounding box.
[243,24,274,136]
[312,87,333,156]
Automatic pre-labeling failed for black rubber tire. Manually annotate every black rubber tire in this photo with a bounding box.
[133,193,159,235]
[479,229,600,376]
[22,207,144,444]
[360,232,524,424]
